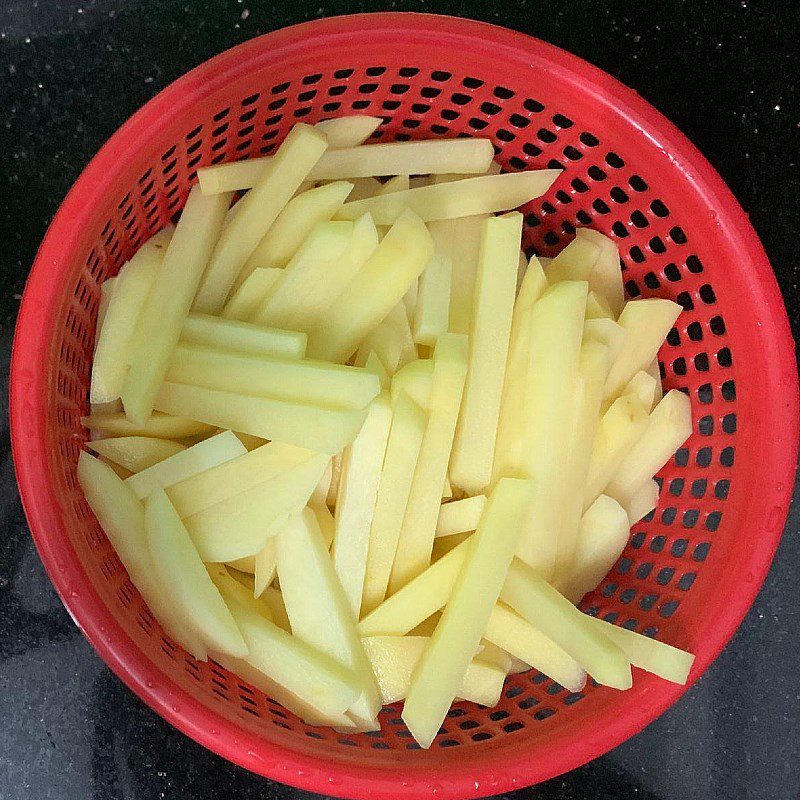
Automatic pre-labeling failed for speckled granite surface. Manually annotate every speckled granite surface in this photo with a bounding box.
[0,2,798,799]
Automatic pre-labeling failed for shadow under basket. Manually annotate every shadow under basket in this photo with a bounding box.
[9,13,798,800]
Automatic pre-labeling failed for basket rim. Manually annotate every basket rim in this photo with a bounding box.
[9,12,799,799]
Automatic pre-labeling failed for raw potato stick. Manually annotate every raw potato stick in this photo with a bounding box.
[389,334,468,593]
[335,170,561,224]
[313,115,382,148]
[621,478,660,525]
[450,213,521,494]
[412,251,452,346]
[81,411,215,439]
[91,227,171,403]
[154,381,368,455]
[306,210,434,363]
[87,436,186,473]
[402,478,531,748]
[332,393,393,618]
[181,313,307,360]
[362,392,427,615]
[501,559,632,689]
[193,124,328,313]
[435,495,487,537]
[121,185,231,426]
[221,267,282,321]
[200,138,494,193]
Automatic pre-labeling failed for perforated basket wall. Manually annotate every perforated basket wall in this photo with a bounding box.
[10,14,798,800]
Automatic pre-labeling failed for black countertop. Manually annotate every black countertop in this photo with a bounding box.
[1,2,798,799]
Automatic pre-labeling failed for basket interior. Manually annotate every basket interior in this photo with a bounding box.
[43,33,741,769]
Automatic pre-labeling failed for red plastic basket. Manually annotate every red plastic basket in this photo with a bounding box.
[9,13,798,799]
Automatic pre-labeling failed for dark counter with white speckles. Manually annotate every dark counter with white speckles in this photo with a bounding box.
[1,1,798,799]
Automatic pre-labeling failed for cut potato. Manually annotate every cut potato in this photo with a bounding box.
[332,393,393,617]
[183,454,329,562]
[154,382,368,454]
[586,616,695,684]
[254,537,279,598]
[389,334,468,593]
[647,359,664,402]
[310,460,333,509]
[99,457,133,479]
[363,351,390,387]
[167,441,313,518]
[450,213,521,494]
[412,251,452,347]
[261,586,292,632]
[87,436,186,473]
[431,529,472,562]
[240,181,354,281]
[389,357,433,408]
[168,343,380,411]
[362,392,427,615]
[359,539,471,636]
[378,174,410,194]
[428,214,488,335]
[212,568,361,718]
[622,478,660,525]
[584,393,650,511]
[355,302,417,374]
[121,186,231,425]
[402,478,531,748]
[484,604,586,692]
[492,258,548,482]
[306,210,434,362]
[502,558,631,689]
[435,495,486,537]
[221,267,282,321]
[81,411,215,439]
[584,317,626,364]
[362,635,506,706]
[327,453,343,508]
[517,281,588,577]
[95,276,117,346]
[278,508,381,727]
[606,389,692,505]
[335,170,561,224]
[585,290,614,320]
[624,370,660,412]
[194,124,327,313]
[228,556,255,574]
[604,299,682,399]
[182,312,307,360]
[125,430,246,500]
[312,502,336,550]
[561,494,631,604]
[77,453,208,660]
[144,488,247,657]
[442,476,454,501]
[91,228,171,403]
[252,220,353,330]
[347,177,383,201]
[314,115,382,148]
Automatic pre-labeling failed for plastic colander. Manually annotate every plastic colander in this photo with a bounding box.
[9,13,799,799]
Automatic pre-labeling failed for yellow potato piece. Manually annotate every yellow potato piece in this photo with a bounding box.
[402,478,531,748]
[623,370,660,412]
[502,559,631,689]
[622,478,660,525]
[212,567,361,718]
[87,436,186,473]
[240,181,354,279]
[154,382,368,454]
[428,214,488,335]
[647,359,664,402]
[144,488,247,657]
[585,290,614,320]
[332,393,393,617]
[167,441,313,517]
[560,494,632,604]
[81,411,215,439]
[389,334,468,593]
[121,186,231,425]
[362,392,427,615]
[516,281,587,578]
[227,555,255,574]
[312,502,336,550]
[484,604,586,692]
[435,495,487,537]
[335,170,561,225]
[606,389,692,505]
[77,453,207,660]
[362,636,505,706]
[221,267,281,321]
[450,214,521,494]
[91,228,171,403]
[584,317,626,364]
[378,174,410,194]
[306,210,434,362]
[412,251,451,347]
[278,508,382,728]
[359,302,417,374]
[389,358,433,410]
[95,276,117,347]
[604,299,682,399]
[254,537,278,599]
[193,124,327,313]
[586,615,695,684]
[314,115,382,148]
[124,430,246,500]
[431,530,472,562]
[261,586,292,632]
[183,454,329,562]
[181,312,307,360]
[492,257,548,482]
[167,343,380,411]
